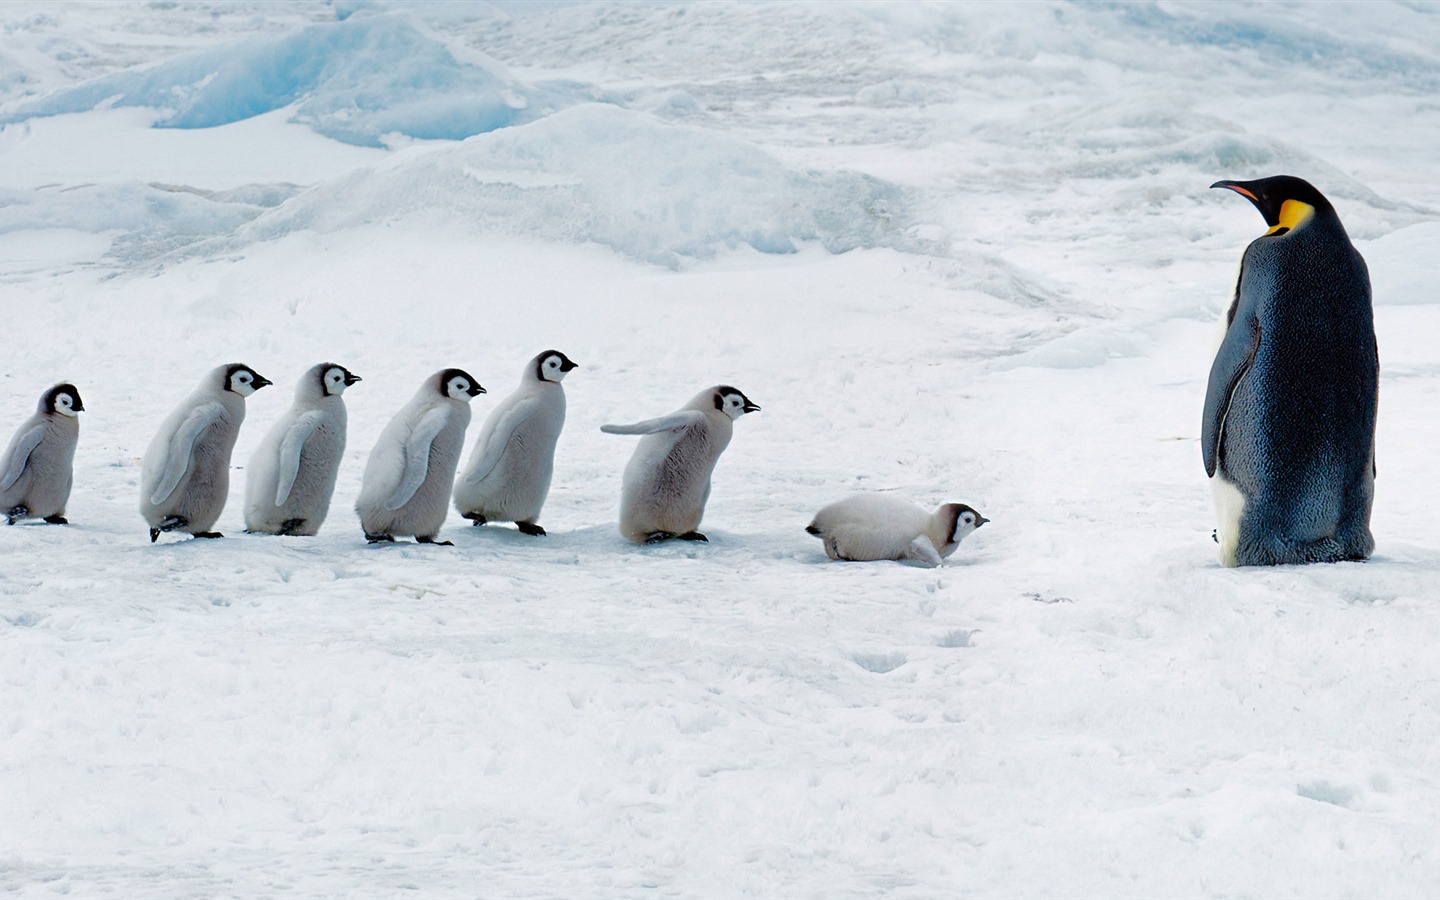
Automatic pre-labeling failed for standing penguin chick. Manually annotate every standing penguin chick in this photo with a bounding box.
[356,368,484,545]
[1204,176,1378,567]
[454,350,577,536]
[140,364,272,542]
[602,385,759,544]
[2,384,84,525]
[244,363,362,536]
[806,494,987,567]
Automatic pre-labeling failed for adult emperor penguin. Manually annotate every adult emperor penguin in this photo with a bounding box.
[355,368,484,545]
[1,383,84,526]
[1204,175,1378,567]
[244,363,361,536]
[806,494,987,567]
[140,363,272,542]
[454,350,577,536]
[601,384,759,544]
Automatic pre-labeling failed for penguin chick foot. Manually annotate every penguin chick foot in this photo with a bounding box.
[644,531,676,544]
[365,532,395,544]
[42,515,68,525]
[193,531,224,539]
[416,536,454,546]
[151,516,188,541]
[278,518,306,536]
[462,512,488,526]
[516,522,547,537]
[4,505,27,525]
[677,531,709,543]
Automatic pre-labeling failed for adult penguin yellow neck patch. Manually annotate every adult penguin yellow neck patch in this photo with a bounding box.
[1266,200,1315,236]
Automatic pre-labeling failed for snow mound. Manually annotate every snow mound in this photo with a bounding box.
[0,11,577,147]
[0,182,297,259]
[221,104,916,267]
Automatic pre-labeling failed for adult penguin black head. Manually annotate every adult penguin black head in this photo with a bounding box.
[1210,175,1337,237]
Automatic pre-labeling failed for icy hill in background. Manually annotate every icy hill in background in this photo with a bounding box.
[0,10,582,147]
[224,104,919,267]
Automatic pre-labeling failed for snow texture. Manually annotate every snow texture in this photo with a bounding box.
[2,1,1440,896]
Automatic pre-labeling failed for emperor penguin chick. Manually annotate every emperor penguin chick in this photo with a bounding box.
[806,494,987,567]
[141,363,272,542]
[1205,175,1378,567]
[454,350,577,536]
[244,363,361,536]
[601,385,760,544]
[2,383,84,526]
[356,368,484,545]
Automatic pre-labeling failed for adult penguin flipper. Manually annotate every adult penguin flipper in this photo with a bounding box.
[151,402,224,506]
[274,411,324,506]
[385,406,449,511]
[0,425,43,491]
[463,398,539,487]
[1202,315,1261,479]
[600,410,705,436]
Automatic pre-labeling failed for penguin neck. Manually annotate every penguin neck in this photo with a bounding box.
[1265,200,1315,237]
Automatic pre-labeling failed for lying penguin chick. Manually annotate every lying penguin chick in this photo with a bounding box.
[2,383,84,526]
[355,368,484,545]
[141,363,271,542]
[806,494,987,566]
[601,384,759,544]
[244,363,361,536]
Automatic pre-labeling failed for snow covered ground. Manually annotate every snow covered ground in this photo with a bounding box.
[2,1,1439,895]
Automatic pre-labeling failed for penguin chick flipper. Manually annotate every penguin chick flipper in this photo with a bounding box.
[385,407,450,511]
[463,398,540,486]
[274,411,324,506]
[1202,314,1261,478]
[151,402,224,506]
[600,411,705,436]
[1,425,43,491]
[906,536,944,567]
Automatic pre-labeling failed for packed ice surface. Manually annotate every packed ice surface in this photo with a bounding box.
[2,1,1439,896]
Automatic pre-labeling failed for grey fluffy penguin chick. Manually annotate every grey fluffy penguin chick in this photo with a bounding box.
[355,368,484,545]
[2,383,84,526]
[1205,176,1378,566]
[140,363,272,542]
[806,494,987,567]
[454,350,577,536]
[244,363,361,536]
[601,385,759,544]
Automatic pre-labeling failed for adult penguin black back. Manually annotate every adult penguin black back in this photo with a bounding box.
[1203,175,1378,567]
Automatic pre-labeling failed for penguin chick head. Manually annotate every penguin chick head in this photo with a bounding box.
[714,386,761,420]
[1211,175,1334,236]
[224,364,272,397]
[317,363,361,397]
[43,383,84,417]
[439,368,486,401]
[534,350,579,383]
[942,503,988,544]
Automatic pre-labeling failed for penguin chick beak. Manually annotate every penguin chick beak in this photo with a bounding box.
[344,373,363,386]
[975,515,990,528]
[468,384,487,397]
[73,400,86,413]
[561,360,579,372]
[253,374,273,389]
[743,401,761,413]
